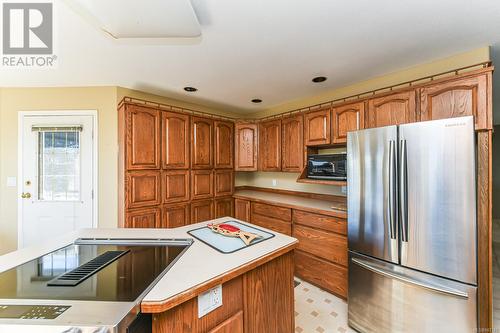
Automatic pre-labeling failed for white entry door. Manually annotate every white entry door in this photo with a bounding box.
[20,113,96,248]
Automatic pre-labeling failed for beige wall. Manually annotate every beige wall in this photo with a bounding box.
[0,87,118,255]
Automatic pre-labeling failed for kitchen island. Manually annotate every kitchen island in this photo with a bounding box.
[0,217,298,333]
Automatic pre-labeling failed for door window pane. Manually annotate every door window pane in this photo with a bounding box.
[38,131,81,201]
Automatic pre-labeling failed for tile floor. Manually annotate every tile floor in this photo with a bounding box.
[294,277,356,333]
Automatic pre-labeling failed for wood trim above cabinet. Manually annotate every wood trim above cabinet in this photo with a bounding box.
[332,101,365,143]
[281,114,304,172]
[162,111,190,169]
[235,123,258,171]
[304,106,331,146]
[214,120,234,169]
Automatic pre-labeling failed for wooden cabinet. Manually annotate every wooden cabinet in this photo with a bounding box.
[162,170,190,203]
[235,123,258,171]
[293,210,346,235]
[332,101,365,143]
[367,90,417,127]
[252,202,292,221]
[126,105,161,170]
[234,198,250,221]
[125,171,161,209]
[214,120,234,169]
[214,170,234,197]
[250,202,292,236]
[215,197,234,218]
[293,224,347,266]
[162,112,190,169]
[420,74,489,129]
[162,203,189,228]
[191,170,214,200]
[191,200,214,224]
[258,119,282,171]
[207,311,243,333]
[281,114,304,172]
[191,116,213,169]
[126,208,160,228]
[304,107,331,146]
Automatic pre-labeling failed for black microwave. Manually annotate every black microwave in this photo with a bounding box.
[307,154,347,180]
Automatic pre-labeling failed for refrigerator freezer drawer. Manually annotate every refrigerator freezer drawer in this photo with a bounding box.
[348,252,477,333]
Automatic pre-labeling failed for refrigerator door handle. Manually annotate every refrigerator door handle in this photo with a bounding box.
[351,257,469,299]
[399,139,409,242]
[388,140,397,240]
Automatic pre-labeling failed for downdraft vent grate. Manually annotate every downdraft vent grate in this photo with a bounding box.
[47,250,129,287]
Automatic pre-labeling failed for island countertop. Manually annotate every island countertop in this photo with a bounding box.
[0,217,298,314]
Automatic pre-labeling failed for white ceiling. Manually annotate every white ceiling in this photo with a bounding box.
[2,0,500,114]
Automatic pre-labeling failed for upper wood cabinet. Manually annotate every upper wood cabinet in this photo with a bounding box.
[304,107,331,146]
[235,123,258,171]
[282,114,304,172]
[162,170,190,203]
[126,105,161,170]
[367,90,417,128]
[258,119,282,171]
[125,171,161,209]
[214,120,234,169]
[126,208,160,228]
[191,116,213,169]
[332,102,365,143]
[420,74,489,129]
[161,203,189,228]
[162,112,190,169]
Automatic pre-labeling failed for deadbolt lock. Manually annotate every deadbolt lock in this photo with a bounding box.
[21,192,31,199]
[25,180,31,186]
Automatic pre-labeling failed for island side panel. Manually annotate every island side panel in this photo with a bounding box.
[243,251,295,333]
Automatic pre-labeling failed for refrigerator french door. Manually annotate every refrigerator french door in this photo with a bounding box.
[347,116,477,333]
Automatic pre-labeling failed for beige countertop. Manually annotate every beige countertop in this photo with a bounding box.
[0,217,297,314]
[234,189,347,218]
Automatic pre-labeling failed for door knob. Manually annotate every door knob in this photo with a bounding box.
[21,192,31,199]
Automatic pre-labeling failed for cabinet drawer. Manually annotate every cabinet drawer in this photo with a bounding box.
[293,210,347,235]
[293,224,347,266]
[295,250,347,299]
[251,202,291,221]
[251,213,292,236]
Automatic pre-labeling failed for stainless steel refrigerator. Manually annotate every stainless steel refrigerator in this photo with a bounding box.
[347,116,477,333]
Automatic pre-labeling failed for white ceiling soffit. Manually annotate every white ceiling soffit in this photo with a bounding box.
[63,0,201,39]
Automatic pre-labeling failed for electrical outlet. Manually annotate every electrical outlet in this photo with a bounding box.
[198,284,222,318]
[272,179,277,187]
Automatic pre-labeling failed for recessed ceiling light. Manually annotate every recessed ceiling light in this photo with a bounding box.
[312,76,327,83]
[184,86,197,92]
[251,99,262,103]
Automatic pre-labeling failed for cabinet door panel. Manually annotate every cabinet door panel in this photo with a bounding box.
[367,90,416,128]
[214,170,234,197]
[215,197,234,218]
[214,120,234,169]
[207,311,243,333]
[191,117,213,169]
[293,224,347,266]
[126,171,161,209]
[420,75,488,129]
[234,198,250,221]
[162,203,189,228]
[191,200,214,224]
[258,119,282,171]
[235,123,258,171]
[126,105,160,169]
[163,170,189,203]
[282,114,304,172]
[332,102,365,143]
[126,208,160,228]
[162,112,189,169]
[191,170,214,200]
[304,107,331,146]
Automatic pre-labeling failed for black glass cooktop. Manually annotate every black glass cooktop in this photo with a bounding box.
[0,240,190,302]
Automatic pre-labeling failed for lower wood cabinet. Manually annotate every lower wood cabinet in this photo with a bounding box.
[215,197,234,218]
[208,311,243,333]
[162,203,189,228]
[295,250,347,299]
[126,208,160,228]
[191,199,214,224]
[251,213,292,236]
[234,199,250,221]
[250,202,292,235]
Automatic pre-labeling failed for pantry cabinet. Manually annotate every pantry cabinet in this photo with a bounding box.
[161,203,189,228]
[162,112,190,169]
[191,200,215,224]
[191,116,214,169]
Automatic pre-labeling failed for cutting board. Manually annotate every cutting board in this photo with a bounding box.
[188,221,274,254]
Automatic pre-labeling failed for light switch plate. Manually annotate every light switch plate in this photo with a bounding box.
[198,284,222,318]
[341,186,347,194]
[6,177,17,188]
